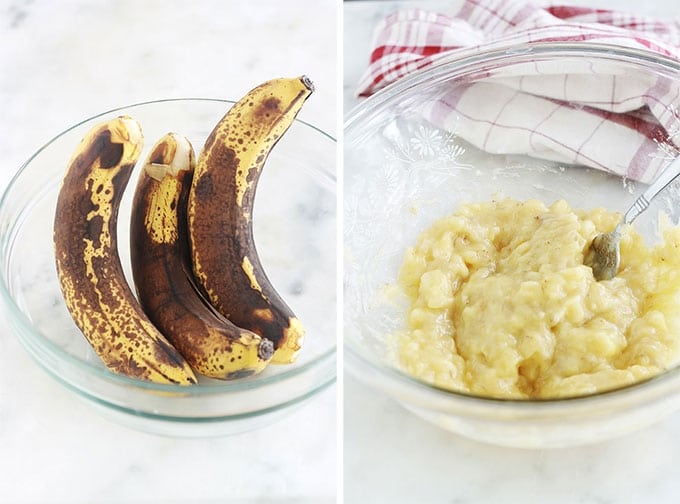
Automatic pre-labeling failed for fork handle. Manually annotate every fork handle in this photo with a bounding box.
[624,156,680,225]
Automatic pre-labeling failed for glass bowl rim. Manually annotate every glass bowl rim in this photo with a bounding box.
[0,97,337,395]
[345,41,680,128]
[343,41,680,407]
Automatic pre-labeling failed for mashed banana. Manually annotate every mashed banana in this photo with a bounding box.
[398,198,680,399]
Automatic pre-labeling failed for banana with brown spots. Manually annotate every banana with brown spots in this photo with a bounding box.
[53,117,197,385]
[188,76,314,364]
[129,133,274,379]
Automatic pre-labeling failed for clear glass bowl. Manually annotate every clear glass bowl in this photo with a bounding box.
[0,98,336,436]
[344,43,680,448]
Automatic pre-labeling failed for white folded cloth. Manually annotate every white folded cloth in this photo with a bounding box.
[356,2,680,182]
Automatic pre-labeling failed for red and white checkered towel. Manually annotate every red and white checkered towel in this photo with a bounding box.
[355,1,680,182]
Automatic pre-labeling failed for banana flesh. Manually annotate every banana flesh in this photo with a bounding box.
[129,133,274,379]
[53,117,197,385]
[188,76,314,364]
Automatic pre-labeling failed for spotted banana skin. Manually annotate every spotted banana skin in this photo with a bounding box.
[188,76,313,364]
[130,133,274,379]
[53,117,197,385]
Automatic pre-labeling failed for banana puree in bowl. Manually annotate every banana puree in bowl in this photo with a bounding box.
[398,197,680,399]
[344,43,680,447]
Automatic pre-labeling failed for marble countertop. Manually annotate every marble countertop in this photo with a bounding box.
[344,1,680,503]
[0,1,336,503]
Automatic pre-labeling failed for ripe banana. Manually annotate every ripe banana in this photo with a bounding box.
[188,76,313,364]
[129,133,274,379]
[53,117,197,385]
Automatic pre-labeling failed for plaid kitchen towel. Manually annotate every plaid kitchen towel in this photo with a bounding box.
[355,1,680,182]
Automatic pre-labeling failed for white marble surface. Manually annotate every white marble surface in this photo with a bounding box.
[0,1,336,503]
[344,1,680,503]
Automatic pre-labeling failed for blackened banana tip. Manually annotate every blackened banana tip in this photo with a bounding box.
[259,339,275,361]
[301,75,315,93]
